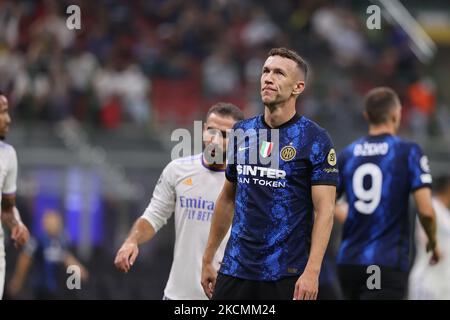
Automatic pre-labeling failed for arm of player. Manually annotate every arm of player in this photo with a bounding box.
[1,194,25,248]
[115,163,176,273]
[294,185,336,300]
[334,200,349,224]
[13,207,30,247]
[8,251,33,297]
[413,187,440,265]
[114,218,156,273]
[201,179,236,299]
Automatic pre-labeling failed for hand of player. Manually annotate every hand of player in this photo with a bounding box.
[201,259,217,299]
[426,242,441,265]
[114,241,139,273]
[11,223,30,249]
[293,269,319,300]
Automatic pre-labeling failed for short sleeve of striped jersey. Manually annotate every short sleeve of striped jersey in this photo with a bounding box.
[310,130,339,186]
[408,143,432,191]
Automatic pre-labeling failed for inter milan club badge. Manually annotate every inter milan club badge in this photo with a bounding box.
[260,141,273,158]
[280,145,296,161]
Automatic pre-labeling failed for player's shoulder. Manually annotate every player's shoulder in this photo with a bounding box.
[392,136,423,153]
[0,141,17,156]
[169,153,202,169]
[298,116,327,132]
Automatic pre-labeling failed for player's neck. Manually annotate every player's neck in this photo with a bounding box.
[368,125,396,136]
[263,104,296,128]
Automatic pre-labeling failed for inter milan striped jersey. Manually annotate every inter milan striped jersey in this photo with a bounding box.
[337,134,432,271]
[220,113,338,281]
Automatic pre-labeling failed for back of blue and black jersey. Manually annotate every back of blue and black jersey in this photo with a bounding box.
[337,134,432,271]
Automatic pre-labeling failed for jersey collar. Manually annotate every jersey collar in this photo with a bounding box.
[261,113,301,129]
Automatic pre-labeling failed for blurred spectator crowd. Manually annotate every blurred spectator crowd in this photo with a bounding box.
[0,0,449,138]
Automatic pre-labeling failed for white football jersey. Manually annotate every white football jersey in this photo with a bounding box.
[409,198,450,299]
[141,153,230,300]
[0,141,18,258]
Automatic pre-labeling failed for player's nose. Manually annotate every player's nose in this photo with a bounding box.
[264,76,274,87]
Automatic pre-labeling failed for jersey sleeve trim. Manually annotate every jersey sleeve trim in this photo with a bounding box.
[411,184,432,192]
[311,180,338,186]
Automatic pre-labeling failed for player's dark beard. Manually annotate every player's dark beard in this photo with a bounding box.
[203,143,226,165]
[0,136,4,141]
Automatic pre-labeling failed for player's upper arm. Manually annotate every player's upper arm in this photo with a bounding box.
[334,200,349,224]
[312,185,336,215]
[2,146,18,196]
[413,187,434,218]
[220,179,237,203]
[141,162,177,232]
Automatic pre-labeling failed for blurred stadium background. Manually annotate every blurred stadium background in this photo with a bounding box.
[1,0,449,299]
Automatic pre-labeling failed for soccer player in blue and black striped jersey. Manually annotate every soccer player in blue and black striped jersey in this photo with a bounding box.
[201,48,338,300]
[335,87,440,300]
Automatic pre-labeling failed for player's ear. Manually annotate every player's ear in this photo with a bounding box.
[292,81,305,96]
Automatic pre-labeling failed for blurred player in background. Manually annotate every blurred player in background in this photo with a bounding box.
[0,91,30,299]
[336,87,439,300]
[7,209,88,299]
[202,48,338,300]
[409,175,450,299]
[114,103,244,299]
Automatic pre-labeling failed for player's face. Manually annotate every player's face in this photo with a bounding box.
[43,212,63,237]
[0,95,11,139]
[203,113,236,164]
[260,55,304,106]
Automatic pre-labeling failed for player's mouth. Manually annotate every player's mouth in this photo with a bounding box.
[262,87,277,92]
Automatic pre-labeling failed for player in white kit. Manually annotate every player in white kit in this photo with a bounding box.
[409,175,450,299]
[0,91,30,299]
[114,102,244,299]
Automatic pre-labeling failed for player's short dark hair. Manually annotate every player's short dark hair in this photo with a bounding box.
[268,47,308,80]
[364,87,401,125]
[206,102,244,122]
[433,175,450,194]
